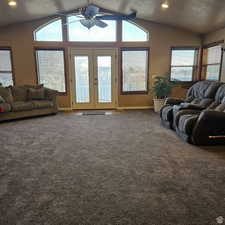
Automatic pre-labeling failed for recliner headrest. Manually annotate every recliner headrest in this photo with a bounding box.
[187,81,222,99]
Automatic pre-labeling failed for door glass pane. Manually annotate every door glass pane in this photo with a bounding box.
[97,56,112,103]
[74,56,90,103]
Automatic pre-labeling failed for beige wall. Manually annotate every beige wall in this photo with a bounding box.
[203,28,225,82]
[0,18,201,108]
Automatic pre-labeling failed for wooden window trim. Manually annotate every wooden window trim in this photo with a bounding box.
[34,47,68,95]
[169,47,199,83]
[121,47,150,95]
[201,41,224,81]
[0,47,15,86]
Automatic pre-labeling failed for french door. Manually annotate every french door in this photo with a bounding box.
[70,49,117,109]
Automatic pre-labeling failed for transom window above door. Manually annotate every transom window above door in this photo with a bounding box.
[33,15,149,42]
[68,15,116,42]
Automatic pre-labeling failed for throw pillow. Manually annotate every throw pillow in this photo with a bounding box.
[0,87,13,103]
[11,86,28,102]
[28,88,45,100]
[0,95,5,103]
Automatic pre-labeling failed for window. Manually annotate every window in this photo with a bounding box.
[121,48,149,93]
[202,43,223,81]
[68,15,116,42]
[0,49,14,87]
[122,21,148,42]
[35,49,66,92]
[34,19,63,42]
[170,48,198,82]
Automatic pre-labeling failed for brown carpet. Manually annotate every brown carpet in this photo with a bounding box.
[0,110,225,225]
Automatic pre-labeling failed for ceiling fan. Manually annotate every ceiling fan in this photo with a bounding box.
[59,5,137,29]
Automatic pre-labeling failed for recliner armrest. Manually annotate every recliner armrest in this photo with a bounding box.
[165,98,184,105]
[192,110,225,145]
[179,103,205,110]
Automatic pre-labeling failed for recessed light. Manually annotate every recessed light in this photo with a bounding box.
[161,1,169,9]
[8,0,17,7]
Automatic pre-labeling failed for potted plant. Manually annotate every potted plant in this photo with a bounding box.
[151,75,173,112]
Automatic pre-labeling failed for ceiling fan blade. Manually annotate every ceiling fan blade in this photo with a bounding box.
[94,19,108,28]
[96,12,137,20]
[80,19,95,29]
[84,5,99,17]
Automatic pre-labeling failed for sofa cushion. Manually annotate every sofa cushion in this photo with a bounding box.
[0,95,5,103]
[32,100,53,109]
[28,88,45,100]
[0,103,11,112]
[178,114,199,135]
[11,101,34,112]
[11,86,28,102]
[0,87,13,103]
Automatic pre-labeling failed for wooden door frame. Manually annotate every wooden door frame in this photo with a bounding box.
[69,47,119,109]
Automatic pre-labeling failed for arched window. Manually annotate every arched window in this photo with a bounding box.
[67,15,116,42]
[122,21,148,42]
[34,19,63,42]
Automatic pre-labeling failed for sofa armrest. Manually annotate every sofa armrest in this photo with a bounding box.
[192,110,225,145]
[44,88,58,110]
[165,97,184,105]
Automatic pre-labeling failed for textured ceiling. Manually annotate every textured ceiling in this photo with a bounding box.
[1,0,225,34]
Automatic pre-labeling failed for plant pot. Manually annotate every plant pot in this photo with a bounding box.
[153,98,165,113]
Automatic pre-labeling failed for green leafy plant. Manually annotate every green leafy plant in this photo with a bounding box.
[151,75,173,99]
[0,83,2,87]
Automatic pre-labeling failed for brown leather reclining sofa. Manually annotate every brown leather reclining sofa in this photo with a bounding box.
[160,81,225,145]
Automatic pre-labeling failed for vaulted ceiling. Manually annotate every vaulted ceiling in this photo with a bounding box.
[1,0,225,34]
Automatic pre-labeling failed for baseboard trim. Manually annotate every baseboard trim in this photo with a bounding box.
[59,106,154,111]
[59,107,72,111]
[117,106,154,110]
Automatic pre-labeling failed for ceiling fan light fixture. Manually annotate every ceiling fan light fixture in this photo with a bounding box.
[8,0,17,7]
[161,1,169,9]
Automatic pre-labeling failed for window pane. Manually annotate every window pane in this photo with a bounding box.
[68,16,116,42]
[97,56,112,103]
[207,45,222,64]
[0,73,13,87]
[35,19,63,41]
[0,50,12,71]
[122,21,148,42]
[171,67,193,81]
[122,50,148,92]
[206,65,220,81]
[36,50,65,92]
[171,50,195,66]
[74,56,90,103]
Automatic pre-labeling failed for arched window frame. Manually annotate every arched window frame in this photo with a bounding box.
[33,17,63,42]
[33,15,149,43]
[122,20,149,42]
